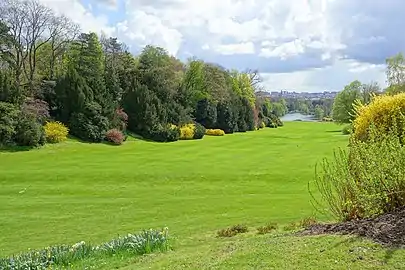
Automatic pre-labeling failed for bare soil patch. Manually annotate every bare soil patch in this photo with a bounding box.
[299,207,405,247]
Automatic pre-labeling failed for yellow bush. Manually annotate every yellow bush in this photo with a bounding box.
[260,121,266,129]
[179,123,195,140]
[353,93,405,142]
[44,121,69,143]
[205,129,225,136]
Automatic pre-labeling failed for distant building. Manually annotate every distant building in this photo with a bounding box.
[259,90,338,100]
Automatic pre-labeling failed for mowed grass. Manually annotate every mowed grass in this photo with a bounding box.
[1,122,346,257]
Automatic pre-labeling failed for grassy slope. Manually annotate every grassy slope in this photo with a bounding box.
[1,122,403,268]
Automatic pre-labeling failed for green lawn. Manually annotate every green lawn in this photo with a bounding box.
[1,122,403,269]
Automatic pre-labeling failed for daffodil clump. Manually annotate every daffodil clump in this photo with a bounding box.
[0,228,169,269]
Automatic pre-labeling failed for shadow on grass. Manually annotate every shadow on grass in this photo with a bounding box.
[326,130,342,133]
[0,145,36,153]
[67,132,171,145]
[329,235,360,249]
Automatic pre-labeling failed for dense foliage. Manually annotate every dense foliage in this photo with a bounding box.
[353,93,405,143]
[286,98,333,118]
[314,93,405,221]
[206,129,225,136]
[105,129,125,145]
[0,0,283,145]
[44,121,69,143]
[14,113,45,147]
[332,80,381,124]
[313,130,405,221]
[0,102,19,145]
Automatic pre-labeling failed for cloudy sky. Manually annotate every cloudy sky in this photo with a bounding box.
[38,0,404,92]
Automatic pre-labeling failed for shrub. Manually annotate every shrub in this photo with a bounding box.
[217,224,248,237]
[322,117,333,122]
[353,93,405,143]
[282,222,300,231]
[193,122,205,139]
[342,123,353,135]
[257,223,278,235]
[312,130,405,221]
[105,129,125,145]
[0,102,19,145]
[149,124,180,142]
[260,121,266,129]
[44,121,69,143]
[263,117,271,126]
[21,98,50,124]
[205,129,225,136]
[266,114,283,128]
[0,228,169,269]
[216,101,237,134]
[112,108,128,131]
[195,98,217,129]
[14,113,45,147]
[299,216,318,228]
[69,102,109,143]
[179,123,195,140]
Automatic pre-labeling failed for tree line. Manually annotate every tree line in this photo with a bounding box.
[0,0,284,146]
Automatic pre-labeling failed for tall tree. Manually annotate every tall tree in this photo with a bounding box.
[360,81,380,104]
[68,32,113,116]
[0,21,14,68]
[54,64,92,123]
[0,0,56,92]
[44,15,79,80]
[314,105,324,120]
[386,53,405,94]
[332,80,362,124]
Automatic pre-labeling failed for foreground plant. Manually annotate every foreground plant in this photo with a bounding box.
[217,224,248,237]
[257,223,278,235]
[0,228,169,270]
[311,129,405,221]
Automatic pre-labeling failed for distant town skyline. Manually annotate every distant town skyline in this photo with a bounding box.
[257,90,338,100]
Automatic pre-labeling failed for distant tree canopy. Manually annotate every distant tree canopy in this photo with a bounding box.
[284,97,334,118]
[332,80,381,124]
[385,53,405,95]
[0,0,284,145]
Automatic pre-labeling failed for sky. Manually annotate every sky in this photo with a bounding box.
[37,0,405,92]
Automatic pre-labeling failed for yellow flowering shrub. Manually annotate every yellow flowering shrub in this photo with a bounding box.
[179,123,195,140]
[353,93,405,142]
[44,121,69,143]
[205,129,225,136]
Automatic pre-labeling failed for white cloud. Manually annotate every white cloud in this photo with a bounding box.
[261,59,387,92]
[260,39,305,59]
[39,0,115,36]
[116,10,183,56]
[348,61,385,73]
[213,42,255,55]
[37,0,401,92]
[123,0,343,59]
